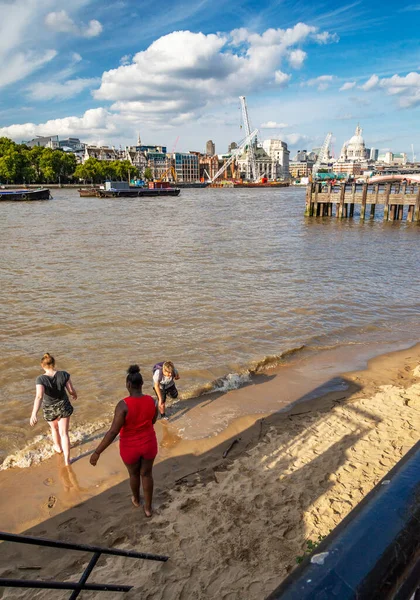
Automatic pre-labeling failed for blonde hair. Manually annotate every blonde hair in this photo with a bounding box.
[162,361,175,375]
[41,353,55,368]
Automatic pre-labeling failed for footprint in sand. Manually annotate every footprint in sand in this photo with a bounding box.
[47,495,57,509]
[43,477,54,486]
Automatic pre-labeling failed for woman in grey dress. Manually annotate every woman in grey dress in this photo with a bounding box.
[30,353,77,466]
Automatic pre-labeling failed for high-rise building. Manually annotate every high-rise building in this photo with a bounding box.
[228,141,238,153]
[370,148,379,161]
[206,140,215,156]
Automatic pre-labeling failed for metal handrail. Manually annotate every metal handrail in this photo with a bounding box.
[0,531,169,599]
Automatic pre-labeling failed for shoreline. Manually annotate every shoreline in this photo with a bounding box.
[0,343,418,598]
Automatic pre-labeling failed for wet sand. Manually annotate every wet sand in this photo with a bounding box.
[0,344,419,599]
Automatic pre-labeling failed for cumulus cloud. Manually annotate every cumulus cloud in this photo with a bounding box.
[306,75,334,91]
[0,108,116,141]
[120,54,132,66]
[340,81,356,91]
[360,74,379,91]
[288,49,306,69]
[283,133,310,146]
[274,71,291,86]
[260,121,289,129]
[0,22,340,141]
[93,25,337,126]
[27,77,99,100]
[360,72,420,107]
[45,10,102,37]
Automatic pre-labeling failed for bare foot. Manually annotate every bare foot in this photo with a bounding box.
[131,496,140,508]
[143,506,153,518]
[53,445,62,454]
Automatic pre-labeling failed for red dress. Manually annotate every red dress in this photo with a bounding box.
[119,395,158,464]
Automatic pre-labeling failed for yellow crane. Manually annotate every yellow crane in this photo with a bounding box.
[158,166,177,182]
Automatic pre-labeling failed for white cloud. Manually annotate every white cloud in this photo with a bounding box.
[45,11,102,37]
[0,1,99,88]
[314,31,339,44]
[93,25,336,126]
[27,77,98,100]
[288,49,306,69]
[0,108,116,142]
[283,133,310,146]
[72,52,82,63]
[360,72,420,108]
[0,50,57,88]
[274,71,291,86]
[360,74,379,91]
[306,75,334,91]
[260,121,289,129]
[120,54,132,66]
[340,81,356,91]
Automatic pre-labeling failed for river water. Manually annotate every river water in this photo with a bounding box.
[1,187,419,468]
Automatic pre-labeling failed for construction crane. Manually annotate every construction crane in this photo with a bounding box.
[209,129,259,184]
[239,96,258,182]
[312,132,332,179]
[158,166,177,182]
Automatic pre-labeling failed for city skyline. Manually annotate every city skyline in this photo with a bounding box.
[0,0,419,156]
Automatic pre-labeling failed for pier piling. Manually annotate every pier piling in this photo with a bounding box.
[306,182,420,223]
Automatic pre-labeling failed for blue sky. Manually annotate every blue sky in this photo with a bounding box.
[0,0,419,157]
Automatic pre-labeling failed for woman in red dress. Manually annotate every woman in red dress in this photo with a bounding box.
[90,365,158,517]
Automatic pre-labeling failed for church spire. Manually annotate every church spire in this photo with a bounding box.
[137,132,141,146]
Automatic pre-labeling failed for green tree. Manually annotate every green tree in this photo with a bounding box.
[28,146,44,182]
[59,153,77,182]
[74,157,102,183]
[143,167,153,181]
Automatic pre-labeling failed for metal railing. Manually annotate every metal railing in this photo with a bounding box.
[0,531,168,599]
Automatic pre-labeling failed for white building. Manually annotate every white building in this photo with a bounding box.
[237,144,277,180]
[262,139,290,179]
[339,125,368,162]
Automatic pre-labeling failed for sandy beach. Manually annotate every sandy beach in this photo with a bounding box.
[0,344,419,599]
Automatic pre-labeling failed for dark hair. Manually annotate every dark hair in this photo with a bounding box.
[41,353,55,368]
[126,364,143,388]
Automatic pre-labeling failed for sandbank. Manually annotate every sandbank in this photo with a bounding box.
[0,344,419,599]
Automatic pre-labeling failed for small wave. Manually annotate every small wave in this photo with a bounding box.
[180,345,306,400]
[0,420,109,471]
[249,345,306,373]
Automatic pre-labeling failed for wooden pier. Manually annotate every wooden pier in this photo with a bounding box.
[305,182,420,222]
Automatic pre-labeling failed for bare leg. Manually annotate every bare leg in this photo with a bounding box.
[140,458,155,517]
[48,420,62,453]
[125,459,142,507]
[58,417,71,466]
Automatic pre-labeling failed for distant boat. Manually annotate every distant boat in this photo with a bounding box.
[89,181,180,198]
[0,188,51,201]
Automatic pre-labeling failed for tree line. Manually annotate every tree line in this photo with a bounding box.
[0,137,140,184]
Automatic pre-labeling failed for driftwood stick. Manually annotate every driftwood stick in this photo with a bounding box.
[175,468,206,484]
[223,438,240,459]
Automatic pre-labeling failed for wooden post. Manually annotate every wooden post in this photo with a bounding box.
[397,204,404,220]
[304,184,312,216]
[338,183,346,218]
[414,185,420,222]
[350,183,356,218]
[360,183,368,221]
[389,204,396,221]
[327,183,332,216]
[370,184,378,219]
[313,182,319,216]
[383,183,391,221]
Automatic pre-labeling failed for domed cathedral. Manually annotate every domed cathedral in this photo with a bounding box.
[339,125,368,162]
